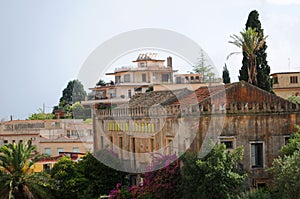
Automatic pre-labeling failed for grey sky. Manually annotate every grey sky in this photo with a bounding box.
[0,0,300,120]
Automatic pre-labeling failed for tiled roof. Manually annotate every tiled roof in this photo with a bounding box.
[172,83,234,105]
[129,89,191,107]
[172,81,294,107]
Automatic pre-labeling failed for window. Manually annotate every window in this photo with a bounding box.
[162,74,169,82]
[4,140,8,144]
[119,137,123,149]
[57,148,64,155]
[128,90,132,98]
[43,164,51,172]
[124,74,130,82]
[150,138,155,152]
[115,76,121,84]
[167,139,173,154]
[195,76,200,80]
[273,76,278,84]
[190,76,194,80]
[175,77,182,84]
[101,136,104,149]
[221,140,233,149]
[257,183,267,189]
[73,147,80,153]
[219,136,235,149]
[290,76,298,84]
[44,148,51,155]
[140,62,145,67]
[142,74,146,82]
[132,138,136,153]
[134,87,142,92]
[251,143,264,168]
[284,135,290,145]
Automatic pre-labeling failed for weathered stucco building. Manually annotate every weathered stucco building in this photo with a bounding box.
[92,81,300,187]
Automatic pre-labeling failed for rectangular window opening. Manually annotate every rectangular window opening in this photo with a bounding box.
[142,74,147,82]
[221,140,233,149]
[290,76,298,84]
[251,143,263,168]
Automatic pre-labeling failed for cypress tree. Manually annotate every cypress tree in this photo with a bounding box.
[222,64,231,84]
[239,10,273,92]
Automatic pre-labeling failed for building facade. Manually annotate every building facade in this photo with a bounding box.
[0,119,93,156]
[88,53,178,105]
[92,81,300,187]
[271,72,300,99]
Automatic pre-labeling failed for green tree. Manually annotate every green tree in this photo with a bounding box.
[238,188,271,199]
[53,80,90,119]
[271,150,300,199]
[287,94,300,104]
[181,144,246,199]
[193,50,214,82]
[239,10,273,92]
[0,141,53,199]
[229,27,267,85]
[51,156,87,199]
[280,130,300,157]
[59,80,87,106]
[77,152,127,198]
[270,128,300,199]
[28,108,55,120]
[222,64,231,84]
[180,151,202,199]
[96,79,106,86]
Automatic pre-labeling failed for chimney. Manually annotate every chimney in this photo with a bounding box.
[167,56,172,68]
[10,115,13,121]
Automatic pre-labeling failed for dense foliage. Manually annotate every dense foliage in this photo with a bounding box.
[271,129,300,199]
[52,80,91,119]
[59,80,87,105]
[50,151,127,199]
[181,145,246,199]
[287,94,300,104]
[229,27,267,86]
[28,108,55,120]
[2,139,300,199]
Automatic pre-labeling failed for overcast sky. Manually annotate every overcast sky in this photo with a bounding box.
[1,0,300,120]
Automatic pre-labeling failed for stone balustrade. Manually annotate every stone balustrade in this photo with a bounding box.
[95,101,299,119]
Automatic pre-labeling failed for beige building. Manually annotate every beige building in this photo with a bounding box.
[0,119,93,156]
[86,53,178,106]
[271,72,300,99]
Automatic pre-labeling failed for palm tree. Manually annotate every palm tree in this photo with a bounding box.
[0,141,53,199]
[228,27,268,85]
